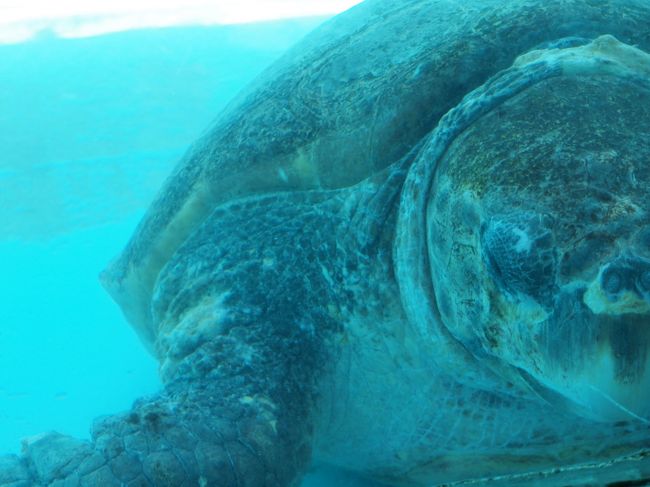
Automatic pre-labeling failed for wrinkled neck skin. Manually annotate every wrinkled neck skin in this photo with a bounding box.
[390,35,650,483]
[320,147,648,486]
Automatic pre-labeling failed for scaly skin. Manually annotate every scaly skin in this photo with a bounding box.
[0,340,314,486]
[0,190,362,487]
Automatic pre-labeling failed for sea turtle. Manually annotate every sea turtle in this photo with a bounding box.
[3,0,650,485]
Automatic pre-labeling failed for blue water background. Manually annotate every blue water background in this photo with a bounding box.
[0,17,379,486]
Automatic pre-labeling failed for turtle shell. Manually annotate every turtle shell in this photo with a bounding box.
[100,0,650,351]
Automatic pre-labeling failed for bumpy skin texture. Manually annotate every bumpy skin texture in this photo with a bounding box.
[0,190,367,486]
[8,2,650,487]
[102,0,650,348]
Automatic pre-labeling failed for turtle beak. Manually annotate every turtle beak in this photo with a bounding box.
[532,256,650,424]
[572,312,650,424]
[567,258,650,423]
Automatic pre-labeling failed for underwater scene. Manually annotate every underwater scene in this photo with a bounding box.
[3,0,650,485]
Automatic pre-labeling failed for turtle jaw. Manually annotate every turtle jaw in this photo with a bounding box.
[577,271,650,423]
[546,311,650,425]
[572,314,650,424]
[473,225,650,423]
[494,282,650,424]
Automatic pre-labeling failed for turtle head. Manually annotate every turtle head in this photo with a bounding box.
[476,215,650,424]
[413,36,650,423]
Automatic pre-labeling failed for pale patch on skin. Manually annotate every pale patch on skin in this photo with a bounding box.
[156,291,231,380]
[101,180,215,350]
[277,167,289,184]
[512,227,532,254]
[514,34,650,80]
[239,395,279,434]
[290,146,321,187]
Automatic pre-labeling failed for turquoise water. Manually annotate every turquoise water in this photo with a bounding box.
[0,20,327,241]
[0,17,376,485]
[0,4,647,487]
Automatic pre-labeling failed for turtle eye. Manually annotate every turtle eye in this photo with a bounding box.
[481,213,557,301]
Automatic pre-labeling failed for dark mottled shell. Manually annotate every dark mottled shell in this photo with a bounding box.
[100,0,650,349]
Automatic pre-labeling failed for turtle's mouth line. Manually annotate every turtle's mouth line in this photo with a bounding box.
[531,288,650,422]
[547,288,650,380]
[585,382,650,425]
[483,283,650,422]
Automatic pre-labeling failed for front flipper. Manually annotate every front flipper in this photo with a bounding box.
[0,369,307,486]
[0,191,347,487]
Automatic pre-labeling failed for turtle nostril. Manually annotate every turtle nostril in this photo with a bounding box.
[602,269,623,294]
